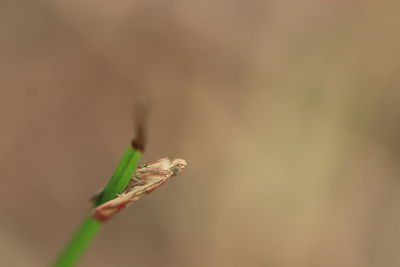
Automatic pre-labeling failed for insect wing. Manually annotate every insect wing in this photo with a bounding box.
[92,158,187,222]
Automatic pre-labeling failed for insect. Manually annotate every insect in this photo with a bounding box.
[92,157,187,222]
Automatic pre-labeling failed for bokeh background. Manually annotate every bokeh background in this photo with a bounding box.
[1,0,400,266]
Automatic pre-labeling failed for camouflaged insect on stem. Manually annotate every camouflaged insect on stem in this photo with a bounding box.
[92,158,187,222]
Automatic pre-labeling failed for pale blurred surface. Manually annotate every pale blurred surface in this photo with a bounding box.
[1,1,400,266]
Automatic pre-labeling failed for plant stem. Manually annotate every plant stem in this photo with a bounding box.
[54,147,142,267]
[96,148,142,206]
[54,218,101,267]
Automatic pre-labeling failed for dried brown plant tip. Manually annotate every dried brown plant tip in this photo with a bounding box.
[131,102,148,152]
[92,158,187,222]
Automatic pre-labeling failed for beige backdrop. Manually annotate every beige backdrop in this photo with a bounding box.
[1,0,400,266]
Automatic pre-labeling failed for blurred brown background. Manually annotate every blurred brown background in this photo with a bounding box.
[1,0,400,266]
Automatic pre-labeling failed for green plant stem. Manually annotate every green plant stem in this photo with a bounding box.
[54,218,101,267]
[96,148,142,206]
[54,147,142,267]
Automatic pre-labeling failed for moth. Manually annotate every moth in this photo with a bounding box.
[92,157,187,222]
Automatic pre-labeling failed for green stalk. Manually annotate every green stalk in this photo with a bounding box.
[96,148,142,206]
[54,218,101,267]
[54,147,142,267]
